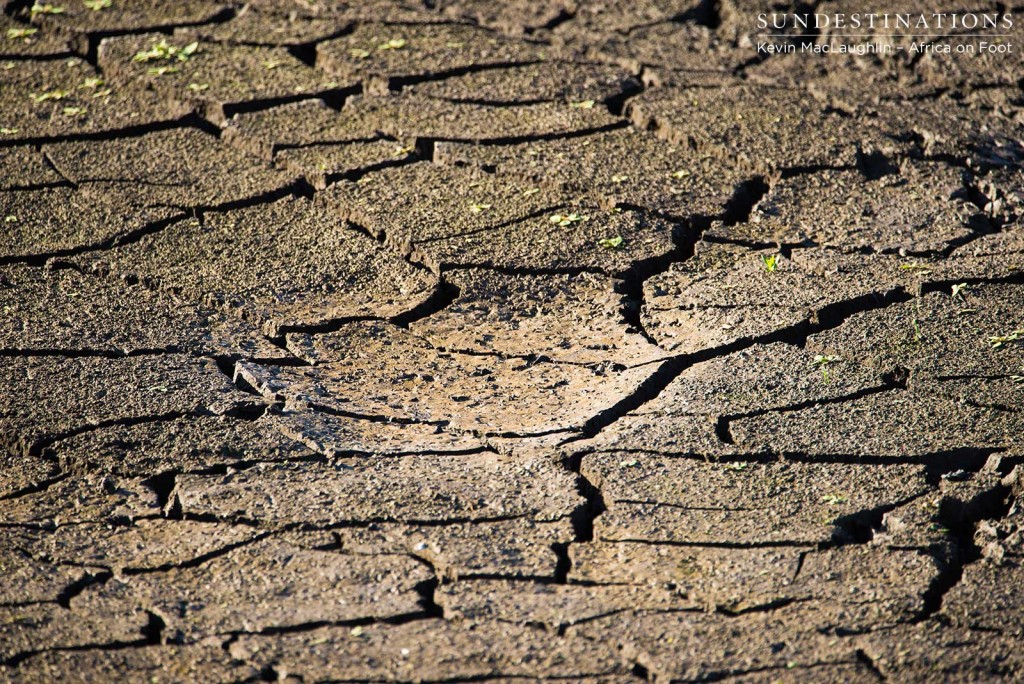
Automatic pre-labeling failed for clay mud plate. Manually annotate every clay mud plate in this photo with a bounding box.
[1,0,1023,681]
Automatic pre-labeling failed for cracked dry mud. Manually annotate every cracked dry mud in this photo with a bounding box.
[0,0,1022,681]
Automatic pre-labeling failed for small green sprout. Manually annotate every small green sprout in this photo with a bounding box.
[30,3,64,15]
[83,0,111,9]
[760,254,779,272]
[147,65,179,76]
[813,354,839,381]
[377,38,406,50]
[29,89,69,102]
[0,127,18,135]
[951,282,968,300]
[670,169,691,179]
[820,493,847,505]
[900,262,933,275]
[989,329,1024,349]
[569,99,595,109]
[4,215,18,223]
[549,212,585,226]
[611,174,628,183]
[262,59,284,70]
[722,462,748,472]
[79,76,103,88]
[598,236,624,250]
[618,458,639,468]
[445,40,463,48]
[349,47,371,59]
[349,625,365,637]
[469,203,491,214]
[1011,367,1023,384]
[62,105,86,116]
[186,82,209,92]
[133,39,198,63]
[7,27,38,40]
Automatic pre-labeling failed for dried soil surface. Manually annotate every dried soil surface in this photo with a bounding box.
[1,0,1023,682]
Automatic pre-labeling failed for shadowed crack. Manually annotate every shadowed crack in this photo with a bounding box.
[914,474,1014,622]
[414,119,630,159]
[7,411,202,460]
[124,533,275,576]
[828,491,932,547]
[54,571,111,609]
[0,213,191,268]
[715,597,806,617]
[554,451,607,583]
[616,176,771,346]
[0,471,69,502]
[1,177,310,269]
[2,638,152,669]
[0,347,179,359]
[0,116,194,151]
[373,59,546,92]
[714,382,902,446]
[216,85,361,124]
[562,282,913,445]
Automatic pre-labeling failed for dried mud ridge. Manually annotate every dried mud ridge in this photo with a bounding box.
[1,0,1024,681]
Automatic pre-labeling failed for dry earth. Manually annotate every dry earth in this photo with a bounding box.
[1,0,1024,681]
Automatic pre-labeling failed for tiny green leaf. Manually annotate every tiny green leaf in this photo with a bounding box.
[989,329,1024,349]
[549,212,586,227]
[134,39,199,63]
[900,262,933,275]
[147,65,179,76]
[29,89,70,102]
[7,27,38,40]
[30,3,65,15]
